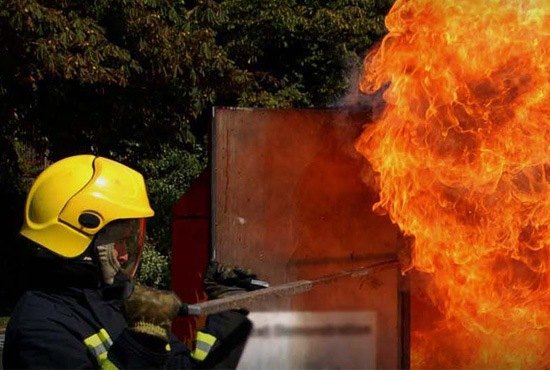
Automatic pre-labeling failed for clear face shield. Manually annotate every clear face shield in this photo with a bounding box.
[94,218,146,284]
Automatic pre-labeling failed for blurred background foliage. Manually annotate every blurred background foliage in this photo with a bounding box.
[0,0,393,312]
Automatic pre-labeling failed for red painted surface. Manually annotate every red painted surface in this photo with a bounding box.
[171,169,210,342]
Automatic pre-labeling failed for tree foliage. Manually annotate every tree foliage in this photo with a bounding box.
[0,0,249,159]
[138,239,170,288]
[0,0,392,311]
[217,0,393,107]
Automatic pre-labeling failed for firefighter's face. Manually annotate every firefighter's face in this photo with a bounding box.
[94,219,146,284]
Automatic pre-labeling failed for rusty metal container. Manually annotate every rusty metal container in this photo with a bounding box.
[172,107,409,369]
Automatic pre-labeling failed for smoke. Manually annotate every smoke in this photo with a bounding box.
[333,53,388,122]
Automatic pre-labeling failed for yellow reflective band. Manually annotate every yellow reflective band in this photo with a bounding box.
[191,331,217,362]
[83,328,116,369]
[101,358,119,370]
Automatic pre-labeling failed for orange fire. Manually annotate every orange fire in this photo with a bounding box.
[355,0,549,368]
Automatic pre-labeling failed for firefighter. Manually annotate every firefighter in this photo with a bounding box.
[2,154,258,369]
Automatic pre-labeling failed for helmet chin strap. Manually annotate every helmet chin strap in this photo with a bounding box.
[96,243,121,285]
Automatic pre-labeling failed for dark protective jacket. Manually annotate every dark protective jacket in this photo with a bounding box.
[2,286,252,369]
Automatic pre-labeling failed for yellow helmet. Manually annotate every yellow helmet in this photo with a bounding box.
[20,155,155,258]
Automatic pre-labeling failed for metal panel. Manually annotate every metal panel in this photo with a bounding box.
[172,170,210,342]
[212,107,405,369]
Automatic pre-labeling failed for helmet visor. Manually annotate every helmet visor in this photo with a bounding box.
[114,218,146,278]
[96,218,146,278]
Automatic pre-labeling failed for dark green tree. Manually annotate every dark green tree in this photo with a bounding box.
[216,0,393,107]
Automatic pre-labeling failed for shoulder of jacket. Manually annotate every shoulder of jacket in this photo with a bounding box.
[11,291,76,323]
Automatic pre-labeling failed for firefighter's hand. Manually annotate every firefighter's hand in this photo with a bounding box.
[123,284,181,342]
[204,261,267,299]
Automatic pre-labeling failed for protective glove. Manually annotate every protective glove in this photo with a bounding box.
[123,284,181,343]
[96,243,121,285]
[204,261,267,299]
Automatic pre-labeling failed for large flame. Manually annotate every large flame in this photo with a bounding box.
[356,0,549,368]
